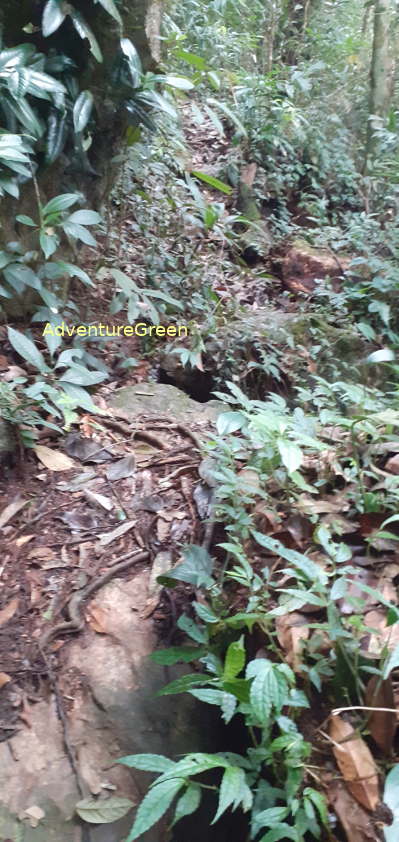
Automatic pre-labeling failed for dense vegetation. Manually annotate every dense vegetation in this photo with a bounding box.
[2,0,399,841]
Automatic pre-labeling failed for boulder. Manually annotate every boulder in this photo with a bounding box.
[0,569,212,842]
[110,382,225,428]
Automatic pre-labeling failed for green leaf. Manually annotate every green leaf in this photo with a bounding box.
[157,674,210,696]
[95,0,122,25]
[252,531,328,586]
[277,439,303,474]
[259,825,299,842]
[7,327,49,374]
[253,807,289,836]
[189,688,226,706]
[42,193,80,216]
[177,614,207,644]
[163,74,195,90]
[125,778,184,841]
[66,209,102,225]
[175,50,207,70]
[173,784,201,825]
[16,214,36,227]
[116,754,175,772]
[75,796,133,824]
[246,659,290,724]
[42,0,67,36]
[150,646,205,665]
[191,170,232,195]
[158,545,214,588]
[213,766,252,823]
[383,764,399,842]
[223,639,245,681]
[40,231,58,259]
[73,90,94,133]
[59,365,107,386]
[70,9,103,62]
[217,411,245,434]
[62,221,97,246]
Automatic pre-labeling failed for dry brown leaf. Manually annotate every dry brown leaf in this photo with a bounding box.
[0,597,19,627]
[34,445,76,471]
[84,488,114,511]
[362,609,399,656]
[28,547,55,562]
[328,779,376,842]
[385,454,399,474]
[86,605,109,634]
[0,496,28,529]
[365,675,397,754]
[157,518,170,542]
[275,613,309,672]
[329,715,379,811]
[0,672,11,690]
[23,805,45,828]
[15,534,34,547]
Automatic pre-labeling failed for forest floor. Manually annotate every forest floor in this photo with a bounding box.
[1,98,398,842]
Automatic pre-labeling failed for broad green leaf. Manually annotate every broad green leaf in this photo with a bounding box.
[253,806,289,836]
[155,753,230,784]
[59,365,107,386]
[217,410,245,435]
[150,646,205,665]
[259,825,299,842]
[173,784,201,825]
[70,9,103,62]
[42,193,80,216]
[189,688,226,705]
[62,221,97,246]
[175,49,207,70]
[58,383,104,414]
[163,74,195,90]
[7,327,49,374]
[42,0,66,36]
[223,639,245,681]
[95,0,122,25]
[277,439,303,474]
[213,766,252,823]
[76,796,133,824]
[192,170,232,195]
[177,614,207,644]
[16,214,36,227]
[117,754,175,772]
[126,778,184,841]
[66,209,101,225]
[73,90,94,133]
[221,692,237,723]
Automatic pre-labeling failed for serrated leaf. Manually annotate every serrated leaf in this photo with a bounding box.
[246,659,290,724]
[212,766,252,823]
[223,639,245,681]
[76,796,133,824]
[150,646,205,665]
[7,327,49,374]
[173,784,201,825]
[126,778,184,841]
[157,674,210,696]
[116,754,176,772]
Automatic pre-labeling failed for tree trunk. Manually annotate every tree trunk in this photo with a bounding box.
[364,0,392,171]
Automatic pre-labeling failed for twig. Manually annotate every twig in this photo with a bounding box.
[332,705,399,715]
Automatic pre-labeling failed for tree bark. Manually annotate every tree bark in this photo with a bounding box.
[364,0,393,171]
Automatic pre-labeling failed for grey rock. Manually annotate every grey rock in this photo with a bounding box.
[110,382,225,427]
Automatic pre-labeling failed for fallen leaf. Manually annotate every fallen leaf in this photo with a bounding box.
[105,454,136,481]
[365,675,397,754]
[23,806,45,828]
[385,454,399,474]
[275,612,309,672]
[0,673,11,690]
[0,497,28,529]
[96,519,136,548]
[328,779,376,842]
[34,445,76,472]
[0,597,19,627]
[362,609,399,656]
[84,489,114,511]
[157,517,170,542]
[329,715,379,811]
[87,603,110,633]
[75,796,134,824]
[28,547,55,563]
[15,535,34,547]
[64,433,113,463]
